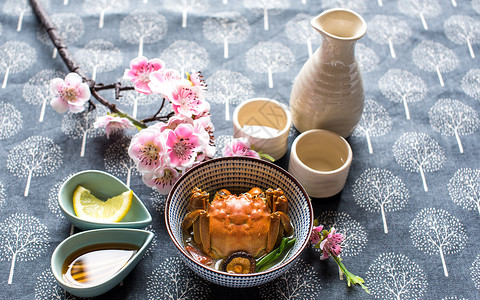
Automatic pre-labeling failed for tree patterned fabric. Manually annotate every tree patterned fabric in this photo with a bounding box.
[0,0,479,299]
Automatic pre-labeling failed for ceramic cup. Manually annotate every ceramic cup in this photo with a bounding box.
[288,129,353,198]
[233,98,292,160]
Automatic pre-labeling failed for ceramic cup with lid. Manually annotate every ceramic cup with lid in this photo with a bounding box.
[232,98,292,161]
[288,129,353,198]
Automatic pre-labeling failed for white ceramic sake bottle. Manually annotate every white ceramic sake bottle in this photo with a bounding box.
[289,8,367,138]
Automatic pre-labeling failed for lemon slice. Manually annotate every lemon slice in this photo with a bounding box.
[73,185,133,222]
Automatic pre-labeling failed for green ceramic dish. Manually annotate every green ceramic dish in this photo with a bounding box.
[58,170,152,230]
[51,228,154,298]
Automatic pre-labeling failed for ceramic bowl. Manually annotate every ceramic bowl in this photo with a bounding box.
[165,156,313,288]
[51,228,154,298]
[58,170,152,230]
[232,98,292,160]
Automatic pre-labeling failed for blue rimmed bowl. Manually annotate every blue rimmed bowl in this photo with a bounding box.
[165,156,313,288]
[51,228,154,298]
[58,170,152,230]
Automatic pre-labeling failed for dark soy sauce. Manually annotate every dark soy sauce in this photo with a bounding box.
[62,243,139,287]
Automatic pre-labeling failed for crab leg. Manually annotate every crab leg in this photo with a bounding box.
[197,212,212,256]
[266,214,281,253]
[273,195,288,213]
[182,209,205,231]
[188,188,209,211]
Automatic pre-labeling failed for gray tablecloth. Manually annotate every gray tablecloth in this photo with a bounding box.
[1,0,479,299]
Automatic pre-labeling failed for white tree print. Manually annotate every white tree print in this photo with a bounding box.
[206,70,254,120]
[444,15,480,59]
[410,208,467,277]
[2,0,50,32]
[367,15,411,59]
[35,268,82,300]
[105,136,140,187]
[352,168,409,234]
[442,297,468,300]
[243,0,289,31]
[475,0,480,14]
[0,213,49,284]
[285,13,321,57]
[160,40,209,76]
[356,43,379,73]
[245,41,294,89]
[448,168,480,215]
[150,189,167,214]
[321,0,367,15]
[82,0,129,29]
[146,256,211,299]
[352,99,392,154]
[412,40,458,87]
[48,175,76,235]
[379,69,427,120]
[202,12,250,59]
[213,134,233,158]
[472,254,480,290]
[23,69,66,122]
[393,132,445,192]
[398,0,441,30]
[36,13,84,59]
[429,98,479,153]
[163,0,209,28]
[75,39,123,81]
[0,182,5,210]
[366,252,428,299]
[143,225,158,257]
[62,106,107,157]
[0,41,37,89]
[120,10,167,57]
[7,136,63,197]
[258,259,322,299]
[115,78,166,118]
[461,68,480,101]
[0,101,22,140]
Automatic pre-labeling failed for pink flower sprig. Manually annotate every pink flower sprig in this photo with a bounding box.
[222,137,275,161]
[310,220,369,294]
[94,114,136,138]
[50,72,91,113]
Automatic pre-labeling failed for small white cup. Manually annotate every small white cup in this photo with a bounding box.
[233,98,292,160]
[288,129,352,198]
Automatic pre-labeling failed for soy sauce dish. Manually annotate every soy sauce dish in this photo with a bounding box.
[51,228,154,298]
[58,170,152,230]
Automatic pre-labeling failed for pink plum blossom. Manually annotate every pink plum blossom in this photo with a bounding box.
[50,72,91,113]
[223,137,260,159]
[124,56,165,94]
[142,166,180,194]
[310,225,324,245]
[128,127,168,173]
[188,70,206,89]
[94,115,135,138]
[319,227,343,260]
[170,84,209,117]
[148,68,183,97]
[165,123,205,169]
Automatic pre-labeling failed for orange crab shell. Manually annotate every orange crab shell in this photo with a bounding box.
[208,191,271,259]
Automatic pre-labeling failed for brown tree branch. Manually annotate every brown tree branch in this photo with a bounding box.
[29,0,169,129]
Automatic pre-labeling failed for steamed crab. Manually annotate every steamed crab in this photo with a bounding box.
[181,187,293,274]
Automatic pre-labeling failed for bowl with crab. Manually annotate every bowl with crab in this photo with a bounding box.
[165,156,313,288]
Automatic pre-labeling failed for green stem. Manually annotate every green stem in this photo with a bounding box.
[331,253,370,294]
[256,237,296,272]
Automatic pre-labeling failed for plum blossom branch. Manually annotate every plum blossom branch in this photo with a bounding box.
[310,221,370,294]
[28,0,162,129]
